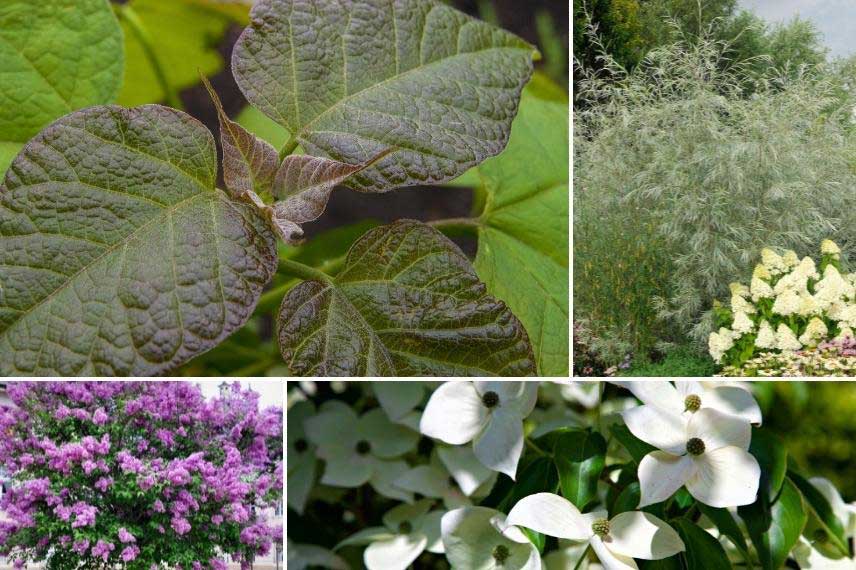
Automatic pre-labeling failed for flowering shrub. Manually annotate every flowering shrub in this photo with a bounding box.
[0,382,283,569]
[719,338,856,376]
[287,381,855,569]
[708,240,856,373]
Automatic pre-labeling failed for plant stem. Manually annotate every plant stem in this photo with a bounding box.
[278,258,334,283]
[279,136,299,159]
[115,5,183,110]
[428,217,481,236]
[573,544,592,570]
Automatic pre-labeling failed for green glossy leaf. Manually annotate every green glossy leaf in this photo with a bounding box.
[740,477,807,570]
[276,220,535,376]
[0,0,123,173]
[117,0,244,106]
[672,519,731,570]
[233,0,536,192]
[697,504,750,560]
[749,427,788,501]
[789,471,851,558]
[610,424,658,465]
[550,429,606,510]
[0,105,277,376]
[498,456,559,513]
[612,482,641,516]
[471,86,569,376]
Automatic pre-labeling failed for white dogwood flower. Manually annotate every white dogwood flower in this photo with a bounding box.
[627,407,760,508]
[615,381,761,425]
[506,493,684,570]
[420,382,538,479]
[287,401,318,514]
[373,381,428,421]
[338,500,444,570]
[441,507,541,570]
[305,401,418,489]
[395,447,496,509]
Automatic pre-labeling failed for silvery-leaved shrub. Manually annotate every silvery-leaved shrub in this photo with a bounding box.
[574,35,856,362]
[709,240,856,371]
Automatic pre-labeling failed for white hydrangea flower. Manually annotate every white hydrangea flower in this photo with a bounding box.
[761,248,787,275]
[755,320,776,349]
[708,327,736,363]
[506,493,685,569]
[731,294,755,315]
[798,317,828,347]
[441,507,540,570]
[836,325,854,340]
[821,239,841,258]
[287,401,318,514]
[795,256,820,281]
[305,401,419,490]
[773,269,809,295]
[797,292,821,317]
[750,276,774,301]
[729,282,749,297]
[838,305,856,328]
[752,263,771,281]
[814,265,855,310]
[614,381,762,425]
[772,289,801,316]
[624,408,760,508]
[782,250,800,268]
[731,311,754,335]
[775,324,802,351]
[338,500,444,570]
[420,382,538,479]
[395,448,496,509]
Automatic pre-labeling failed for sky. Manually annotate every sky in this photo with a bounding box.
[198,380,283,409]
[740,0,856,58]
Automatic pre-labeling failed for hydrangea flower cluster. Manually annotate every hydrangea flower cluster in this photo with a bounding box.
[0,382,283,569]
[709,240,856,371]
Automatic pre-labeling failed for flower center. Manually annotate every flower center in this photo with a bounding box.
[684,394,702,412]
[398,521,412,535]
[686,437,706,456]
[482,391,500,409]
[591,518,610,537]
[355,440,372,455]
[294,438,309,453]
[492,544,510,565]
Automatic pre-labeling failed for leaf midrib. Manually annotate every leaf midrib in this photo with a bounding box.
[0,190,213,336]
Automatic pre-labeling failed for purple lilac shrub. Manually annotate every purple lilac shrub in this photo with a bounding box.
[0,382,283,569]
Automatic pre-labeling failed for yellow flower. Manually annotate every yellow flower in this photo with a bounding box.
[821,239,841,257]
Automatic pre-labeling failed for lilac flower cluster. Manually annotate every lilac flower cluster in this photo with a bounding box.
[0,382,283,569]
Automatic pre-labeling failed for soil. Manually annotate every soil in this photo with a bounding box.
[178,0,569,256]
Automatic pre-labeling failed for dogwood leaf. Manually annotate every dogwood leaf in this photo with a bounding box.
[232,0,536,192]
[277,220,535,376]
[0,0,123,174]
[0,105,278,376]
[470,86,569,376]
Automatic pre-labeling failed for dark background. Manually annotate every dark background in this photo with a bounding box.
[183,0,569,250]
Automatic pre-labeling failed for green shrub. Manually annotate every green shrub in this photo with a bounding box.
[574,37,856,358]
[619,345,716,377]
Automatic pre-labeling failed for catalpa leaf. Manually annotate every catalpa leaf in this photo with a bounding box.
[202,75,279,199]
[0,0,123,175]
[466,81,570,375]
[232,0,536,192]
[270,149,394,243]
[0,106,277,376]
[277,220,535,376]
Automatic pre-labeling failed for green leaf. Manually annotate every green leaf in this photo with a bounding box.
[276,220,535,376]
[549,429,606,510]
[0,0,123,172]
[749,427,788,501]
[672,519,731,570]
[697,504,750,560]
[0,105,278,375]
[612,482,641,515]
[740,477,807,570]
[497,456,559,513]
[789,471,851,558]
[471,86,570,376]
[117,0,244,106]
[232,0,536,192]
[610,424,658,464]
[235,106,292,150]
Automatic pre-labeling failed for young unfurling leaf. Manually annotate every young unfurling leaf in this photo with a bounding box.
[0,105,277,376]
[277,220,536,376]
[232,0,537,192]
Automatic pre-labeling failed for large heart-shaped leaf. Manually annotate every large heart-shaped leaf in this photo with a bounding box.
[468,85,569,376]
[0,0,123,175]
[0,105,277,376]
[232,0,536,192]
[276,220,535,376]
